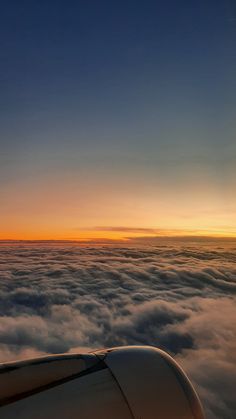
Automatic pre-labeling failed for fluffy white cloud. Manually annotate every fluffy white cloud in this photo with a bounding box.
[0,242,235,418]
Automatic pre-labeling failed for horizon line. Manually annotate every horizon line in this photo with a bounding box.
[1,235,236,243]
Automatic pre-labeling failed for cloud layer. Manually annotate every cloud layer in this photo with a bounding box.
[0,241,235,418]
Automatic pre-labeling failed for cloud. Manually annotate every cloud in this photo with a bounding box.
[0,241,235,418]
[174,298,236,419]
[92,226,159,234]
[75,226,236,240]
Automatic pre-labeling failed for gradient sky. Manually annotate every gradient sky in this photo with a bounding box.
[0,0,236,240]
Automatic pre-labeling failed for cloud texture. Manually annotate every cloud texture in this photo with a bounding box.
[0,241,235,418]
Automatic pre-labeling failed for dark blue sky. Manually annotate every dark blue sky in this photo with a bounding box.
[0,0,235,238]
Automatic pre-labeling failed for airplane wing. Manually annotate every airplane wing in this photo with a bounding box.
[0,345,204,418]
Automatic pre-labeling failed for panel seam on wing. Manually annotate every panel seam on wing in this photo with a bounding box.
[0,359,107,408]
[96,353,136,419]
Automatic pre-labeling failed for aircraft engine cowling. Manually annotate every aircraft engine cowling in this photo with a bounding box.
[0,345,205,418]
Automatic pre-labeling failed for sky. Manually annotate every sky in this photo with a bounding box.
[0,0,235,240]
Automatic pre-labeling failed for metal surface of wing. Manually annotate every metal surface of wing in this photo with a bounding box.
[0,345,205,418]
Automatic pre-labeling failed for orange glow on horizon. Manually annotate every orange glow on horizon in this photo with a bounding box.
[1,169,235,242]
[1,227,236,242]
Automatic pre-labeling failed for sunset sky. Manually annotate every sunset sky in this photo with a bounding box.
[1,0,235,240]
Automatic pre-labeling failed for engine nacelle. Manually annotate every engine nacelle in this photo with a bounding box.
[0,345,204,418]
